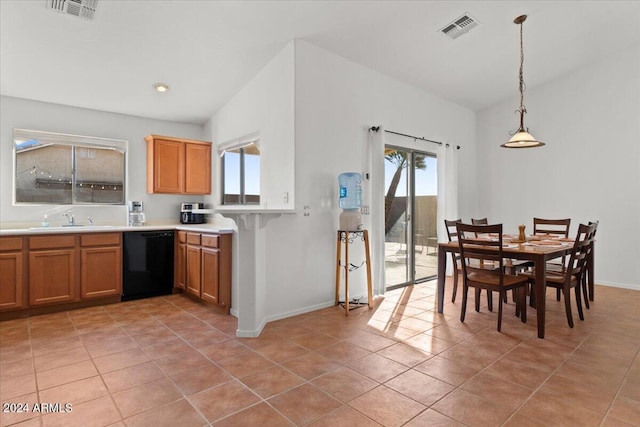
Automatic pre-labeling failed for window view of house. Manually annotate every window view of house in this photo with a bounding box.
[14,129,126,205]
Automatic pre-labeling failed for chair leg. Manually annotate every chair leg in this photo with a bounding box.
[520,287,527,323]
[475,288,481,312]
[497,291,504,332]
[487,290,493,312]
[556,288,561,301]
[461,284,469,323]
[451,270,459,303]
[563,286,574,328]
[581,274,590,310]
[504,266,514,303]
[529,281,536,308]
[575,284,585,321]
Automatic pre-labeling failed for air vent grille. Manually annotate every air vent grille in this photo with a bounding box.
[440,13,479,40]
[46,0,98,21]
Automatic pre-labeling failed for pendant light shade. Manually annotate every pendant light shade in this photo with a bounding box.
[501,15,545,148]
[504,130,544,148]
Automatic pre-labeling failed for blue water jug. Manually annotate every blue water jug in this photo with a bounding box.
[338,172,362,210]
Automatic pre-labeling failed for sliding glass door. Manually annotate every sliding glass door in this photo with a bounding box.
[384,146,438,290]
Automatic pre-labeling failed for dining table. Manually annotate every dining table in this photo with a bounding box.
[436,235,594,339]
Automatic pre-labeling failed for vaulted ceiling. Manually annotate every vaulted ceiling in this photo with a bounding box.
[2,1,639,125]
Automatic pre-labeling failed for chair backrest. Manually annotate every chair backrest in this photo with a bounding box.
[533,218,571,237]
[588,220,599,239]
[564,222,598,281]
[471,218,489,237]
[584,220,599,265]
[456,223,504,283]
[444,219,462,242]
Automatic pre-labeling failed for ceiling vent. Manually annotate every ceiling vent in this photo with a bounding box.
[46,0,98,21]
[440,13,479,40]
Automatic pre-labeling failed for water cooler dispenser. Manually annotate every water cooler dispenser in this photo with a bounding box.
[335,172,372,315]
[338,172,362,231]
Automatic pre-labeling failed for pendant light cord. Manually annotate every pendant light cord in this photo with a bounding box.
[518,19,526,130]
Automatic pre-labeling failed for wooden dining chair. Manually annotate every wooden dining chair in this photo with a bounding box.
[581,220,599,309]
[472,217,532,305]
[472,217,532,275]
[444,219,462,303]
[522,222,596,328]
[456,222,528,332]
[445,219,496,309]
[533,217,571,300]
[533,217,571,236]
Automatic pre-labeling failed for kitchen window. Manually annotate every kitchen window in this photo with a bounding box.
[13,129,127,205]
[220,135,260,205]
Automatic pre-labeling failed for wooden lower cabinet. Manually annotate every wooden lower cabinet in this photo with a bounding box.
[29,248,77,306]
[2,229,229,318]
[80,233,122,299]
[186,244,202,296]
[201,247,220,305]
[0,233,123,316]
[176,241,187,290]
[0,237,25,311]
[177,232,231,313]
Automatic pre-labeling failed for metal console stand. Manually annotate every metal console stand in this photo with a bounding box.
[335,230,373,315]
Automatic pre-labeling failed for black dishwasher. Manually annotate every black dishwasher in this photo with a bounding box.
[122,231,174,301]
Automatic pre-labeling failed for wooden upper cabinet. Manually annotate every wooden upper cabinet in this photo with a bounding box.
[146,134,212,194]
[185,142,211,194]
[148,138,184,193]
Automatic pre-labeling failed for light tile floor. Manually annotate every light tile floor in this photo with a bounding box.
[1,279,639,426]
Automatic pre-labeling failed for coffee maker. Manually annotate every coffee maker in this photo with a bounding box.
[127,201,145,226]
[180,202,205,224]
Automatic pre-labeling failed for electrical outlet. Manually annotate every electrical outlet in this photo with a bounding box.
[361,205,370,215]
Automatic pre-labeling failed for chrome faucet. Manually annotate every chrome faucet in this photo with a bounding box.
[62,211,75,225]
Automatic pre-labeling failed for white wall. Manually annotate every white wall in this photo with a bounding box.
[204,41,296,333]
[476,43,640,289]
[0,96,204,225]
[262,40,476,320]
[206,41,295,211]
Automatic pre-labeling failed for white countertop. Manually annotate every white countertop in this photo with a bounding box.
[0,223,235,236]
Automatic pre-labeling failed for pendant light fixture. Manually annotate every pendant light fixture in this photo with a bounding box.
[501,15,545,148]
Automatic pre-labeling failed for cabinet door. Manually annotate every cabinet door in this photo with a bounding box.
[176,243,187,290]
[217,234,232,313]
[0,252,24,311]
[186,245,201,296]
[81,246,122,299]
[151,139,185,193]
[29,249,77,305]
[184,142,211,194]
[201,247,220,305]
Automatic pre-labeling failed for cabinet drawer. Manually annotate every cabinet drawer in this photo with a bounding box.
[201,234,219,248]
[0,237,23,251]
[29,235,76,250]
[178,231,187,244]
[81,233,121,247]
[186,233,201,245]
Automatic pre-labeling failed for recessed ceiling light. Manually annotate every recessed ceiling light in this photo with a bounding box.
[153,83,169,93]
